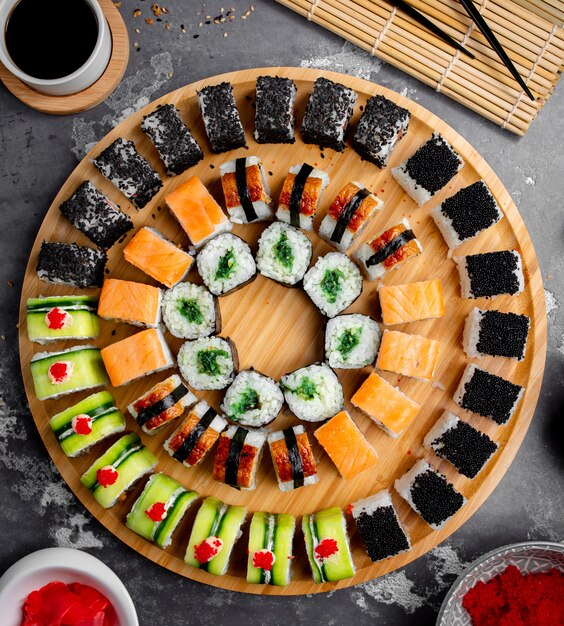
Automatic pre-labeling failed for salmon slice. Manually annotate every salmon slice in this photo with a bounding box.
[351,372,420,438]
[98,278,161,327]
[314,410,378,480]
[101,328,173,387]
[377,330,441,381]
[165,176,231,247]
[123,227,193,288]
[379,278,444,325]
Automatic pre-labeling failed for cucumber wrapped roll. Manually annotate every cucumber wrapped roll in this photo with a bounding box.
[27,295,100,344]
[247,512,295,586]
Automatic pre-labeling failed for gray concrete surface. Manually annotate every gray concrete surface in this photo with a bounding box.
[0,1,563,624]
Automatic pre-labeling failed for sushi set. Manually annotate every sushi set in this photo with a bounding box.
[18,68,546,594]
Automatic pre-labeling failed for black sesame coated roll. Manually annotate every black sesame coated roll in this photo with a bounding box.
[37,241,107,288]
[254,76,297,144]
[197,82,246,153]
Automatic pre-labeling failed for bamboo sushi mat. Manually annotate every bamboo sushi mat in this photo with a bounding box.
[275,0,564,135]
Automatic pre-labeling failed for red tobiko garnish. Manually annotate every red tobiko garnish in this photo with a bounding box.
[96,466,118,488]
[252,549,276,571]
[45,307,72,330]
[48,361,73,384]
[314,538,339,561]
[71,414,93,436]
[145,501,167,523]
[194,536,223,564]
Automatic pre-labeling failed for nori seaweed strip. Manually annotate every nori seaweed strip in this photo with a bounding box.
[330,188,370,244]
[289,164,314,227]
[225,427,248,487]
[173,408,217,462]
[135,383,189,427]
[283,427,304,488]
[366,230,417,267]
[235,158,258,222]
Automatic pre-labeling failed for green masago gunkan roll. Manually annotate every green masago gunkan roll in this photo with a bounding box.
[49,390,126,458]
[26,295,100,344]
[80,433,158,509]
[302,506,356,583]
[126,473,198,549]
[247,511,296,586]
[185,496,247,576]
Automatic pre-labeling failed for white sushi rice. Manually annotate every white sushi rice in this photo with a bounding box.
[221,370,284,427]
[267,426,319,491]
[325,314,381,369]
[256,222,312,285]
[280,363,344,422]
[222,426,267,490]
[220,157,273,224]
[354,218,423,281]
[318,182,383,252]
[462,307,484,359]
[177,336,236,390]
[454,252,525,299]
[162,282,217,339]
[276,164,330,231]
[197,233,256,296]
[303,252,363,318]
[394,460,466,530]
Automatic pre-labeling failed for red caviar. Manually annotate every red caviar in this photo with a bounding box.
[45,307,71,330]
[194,536,223,564]
[145,501,167,523]
[462,564,564,626]
[96,466,118,488]
[71,414,92,436]
[48,361,72,384]
[252,549,276,571]
[315,538,339,561]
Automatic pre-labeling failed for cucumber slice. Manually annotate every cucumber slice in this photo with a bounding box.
[30,346,108,400]
[302,514,323,583]
[207,504,246,576]
[80,433,158,509]
[27,295,98,311]
[185,497,223,569]
[247,511,268,584]
[271,513,295,587]
[308,507,355,583]
[49,391,125,458]
[27,309,100,343]
[126,473,197,548]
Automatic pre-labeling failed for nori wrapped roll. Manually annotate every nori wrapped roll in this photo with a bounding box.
[37,241,106,288]
[92,138,163,209]
[197,82,246,153]
[141,104,203,176]
[59,181,133,249]
[254,75,296,144]
[300,77,357,152]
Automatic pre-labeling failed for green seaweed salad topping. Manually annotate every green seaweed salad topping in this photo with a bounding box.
[273,232,294,270]
[215,248,237,281]
[197,348,229,376]
[337,327,362,359]
[284,376,318,401]
[178,298,203,324]
[320,268,344,304]
[231,388,260,417]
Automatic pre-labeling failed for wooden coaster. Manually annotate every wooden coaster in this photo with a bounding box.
[0,0,129,115]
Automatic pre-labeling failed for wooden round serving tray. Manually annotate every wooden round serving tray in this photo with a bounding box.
[18,67,547,595]
[0,0,129,115]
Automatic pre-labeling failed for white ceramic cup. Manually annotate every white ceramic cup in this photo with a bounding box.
[0,0,112,95]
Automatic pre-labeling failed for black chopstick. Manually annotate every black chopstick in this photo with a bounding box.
[458,0,535,100]
[388,0,475,59]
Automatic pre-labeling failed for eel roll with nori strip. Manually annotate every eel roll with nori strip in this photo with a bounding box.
[92,138,163,209]
[219,156,273,224]
[318,181,383,253]
[37,241,106,288]
[59,181,133,249]
[267,426,318,491]
[27,295,100,344]
[197,82,246,153]
[164,400,227,467]
[212,425,266,490]
[254,75,296,144]
[127,374,197,435]
[300,77,357,152]
[141,103,203,175]
[352,94,410,168]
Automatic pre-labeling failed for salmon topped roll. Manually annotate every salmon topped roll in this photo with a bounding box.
[267,426,318,491]
[165,176,232,248]
[276,163,330,231]
[164,401,228,467]
[378,278,444,325]
[355,218,423,281]
[376,330,441,381]
[98,278,162,328]
[220,157,273,224]
[319,181,383,252]
[213,426,267,490]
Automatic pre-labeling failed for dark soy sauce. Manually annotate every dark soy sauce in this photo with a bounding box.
[5,0,98,80]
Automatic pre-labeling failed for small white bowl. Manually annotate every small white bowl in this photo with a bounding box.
[0,0,111,96]
[0,548,138,626]
[437,541,564,625]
